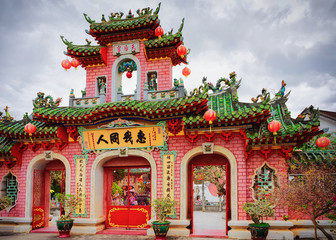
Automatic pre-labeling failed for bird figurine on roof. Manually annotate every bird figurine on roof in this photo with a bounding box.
[276,80,286,97]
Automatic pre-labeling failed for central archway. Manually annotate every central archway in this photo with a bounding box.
[90,149,157,221]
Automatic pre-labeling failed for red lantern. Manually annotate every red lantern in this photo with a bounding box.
[155,26,164,38]
[182,67,191,77]
[126,71,132,78]
[316,136,330,149]
[204,109,217,124]
[24,123,36,136]
[70,59,80,69]
[61,59,71,70]
[177,45,187,58]
[268,120,281,135]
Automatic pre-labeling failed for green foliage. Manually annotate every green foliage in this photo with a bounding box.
[111,182,122,197]
[193,166,226,196]
[152,197,178,222]
[243,196,274,225]
[0,196,11,211]
[113,169,126,182]
[55,193,82,220]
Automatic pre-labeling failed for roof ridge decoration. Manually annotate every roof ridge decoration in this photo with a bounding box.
[202,72,241,94]
[33,92,62,109]
[83,2,161,25]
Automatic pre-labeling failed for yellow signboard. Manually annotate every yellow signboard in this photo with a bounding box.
[81,126,164,151]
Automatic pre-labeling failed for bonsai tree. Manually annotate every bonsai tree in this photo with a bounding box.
[243,196,274,225]
[54,193,81,220]
[152,197,178,222]
[0,196,11,211]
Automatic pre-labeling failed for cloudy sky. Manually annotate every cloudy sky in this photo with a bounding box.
[1,0,335,120]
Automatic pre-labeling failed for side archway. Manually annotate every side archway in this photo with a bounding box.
[180,145,238,221]
[90,149,157,219]
[111,54,141,101]
[25,153,71,218]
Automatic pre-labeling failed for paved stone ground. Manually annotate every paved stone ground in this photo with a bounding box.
[193,211,226,230]
[0,232,226,240]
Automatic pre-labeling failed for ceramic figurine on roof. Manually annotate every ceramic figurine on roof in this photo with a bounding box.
[33,92,62,108]
[0,3,334,240]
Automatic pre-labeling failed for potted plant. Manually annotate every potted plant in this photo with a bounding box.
[152,197,178,240]
[54,193,81,238]
[243,197,274,240]
[0,196,11,211]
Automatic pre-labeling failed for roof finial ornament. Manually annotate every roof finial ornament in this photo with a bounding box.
[127,10,134,18]
[178,18,185,33]
[276,80,287,97]
[154,2,161,15]
[101,14,106,22]
[85,38,91,45]
[83,13,95,24]
[60,36,73,46]
[109,12,124,20]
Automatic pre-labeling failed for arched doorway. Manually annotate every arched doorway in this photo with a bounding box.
[180,146,238,237]
[25,153,71,230]
[90,149,157,230]
[31,160,66,230]
[103,156,151,229]
[187,154,231,237]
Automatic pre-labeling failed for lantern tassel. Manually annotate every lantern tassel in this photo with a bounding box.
[273,132,277,144]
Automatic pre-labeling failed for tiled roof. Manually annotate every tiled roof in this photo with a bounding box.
[183,91,270,128]
[86,4,161,45]
[0,136,14,156]
[246,101,320,146]
[320,110,336,121]
[33,94,208,125]
[0,119,59,139]
[288,150,336,173]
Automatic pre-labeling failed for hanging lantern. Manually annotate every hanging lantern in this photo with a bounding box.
[268,120,281,144]
[61,59,71,70]
[268,120,281,134]
[155,26,164,39]
[316,136,330,150]
[204,109,217,132]
[204,109,217,124]
[24,123,36,136]
[24,123,36,143]
[177,45,187,58]
[182,67,191,77]
[70,59,80,69]
[126,71,132,78]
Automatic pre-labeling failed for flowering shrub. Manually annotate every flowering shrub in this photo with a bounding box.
[243,195,274,225]
[152,197,178,222]
[55,193,82,220]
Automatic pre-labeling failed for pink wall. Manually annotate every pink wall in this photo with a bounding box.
[0,132,295,222]
[85,41,172,101]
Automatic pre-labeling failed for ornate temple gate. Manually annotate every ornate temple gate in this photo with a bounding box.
[188,154,231,235]
[104,157,151,229]
[32,170,45,230]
